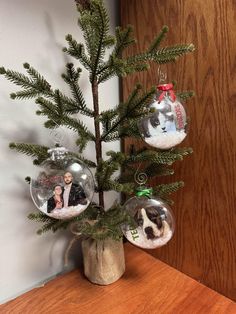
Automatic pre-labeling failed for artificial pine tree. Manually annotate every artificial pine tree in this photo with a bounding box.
[0,0,194,284]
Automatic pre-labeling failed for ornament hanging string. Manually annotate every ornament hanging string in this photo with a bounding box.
[49,118,66,147]
[64,219,98,266]
[156,66,176,102]
[64,223,82,267]
[157,66,167,84]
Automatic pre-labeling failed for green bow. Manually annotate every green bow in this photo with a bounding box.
[135,187,153,198]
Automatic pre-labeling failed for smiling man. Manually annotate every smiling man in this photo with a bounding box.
[63,171,87,207]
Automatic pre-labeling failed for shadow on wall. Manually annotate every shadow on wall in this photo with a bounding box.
[41,12,71,80]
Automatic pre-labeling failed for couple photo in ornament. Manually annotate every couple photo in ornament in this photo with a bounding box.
[30,155,95,220]
[46,171,88,219]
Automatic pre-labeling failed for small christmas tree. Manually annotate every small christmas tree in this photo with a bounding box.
[0,0,194,281]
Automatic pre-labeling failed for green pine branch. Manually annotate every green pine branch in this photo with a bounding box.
[152,44,195,63]
[0,64,52,99]
[28,212,52,223]
[144,164,175,178]
[107,181,135,194]
[59,115,94,140]
[67,152,97,168]
[101,86,156,141]
[99,85,148,141]
[9,143,50,164]
[55,91,89,116]
[97,25,136,82]
[71,203,135,240]
[97,56,126,83]
[36,95,65,129]
[0,67,34,89]
[37,219,71,235]
[126,44,194,68]
[63,35,91,71]
[10,89,45,100]
[114,25,136,57]
[153,181,184,198]
[60,116,95,152]
[75,0,115,81]
[23,63,52,92]
[88,0,111,81]
[177,90,195,101]
[99,108,117,134]
[124,147,193,166]
[117,119,142,140]
[148,25,169,53]
[95,159,120,192]
[28,202,133,240]
[61,63,94,117]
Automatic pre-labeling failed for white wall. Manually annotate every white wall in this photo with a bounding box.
[0,0,119,304]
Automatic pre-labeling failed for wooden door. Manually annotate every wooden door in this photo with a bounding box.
[121,0,236,300]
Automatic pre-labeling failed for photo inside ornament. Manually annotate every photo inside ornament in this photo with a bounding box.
[122,196,175,249]
[138,84,187,149]
[30,147,94,219]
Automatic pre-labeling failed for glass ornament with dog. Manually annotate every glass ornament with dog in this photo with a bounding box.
[121,190,175,249]
[138,83,187,150]
[30,147,94,220]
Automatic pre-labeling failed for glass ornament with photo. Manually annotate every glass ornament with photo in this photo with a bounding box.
[121,190,175,249]
[138,83,188,150]
[30,147,94,220]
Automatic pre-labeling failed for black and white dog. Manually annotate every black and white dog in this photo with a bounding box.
[134,207,170,240]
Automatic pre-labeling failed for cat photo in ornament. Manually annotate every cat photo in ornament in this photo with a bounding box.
[139,97,187,150]
[148,100,177,134]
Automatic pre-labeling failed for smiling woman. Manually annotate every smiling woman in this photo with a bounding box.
[47,184,64,213]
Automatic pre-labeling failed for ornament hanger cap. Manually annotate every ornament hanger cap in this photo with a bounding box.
[157,83,173,91]
[47,146,68,160]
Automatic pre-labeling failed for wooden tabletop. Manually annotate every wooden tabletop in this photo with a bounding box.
[1,243,236,314]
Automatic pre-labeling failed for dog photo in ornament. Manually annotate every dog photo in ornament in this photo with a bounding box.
[124,205,174,249]
[135,207,168,240]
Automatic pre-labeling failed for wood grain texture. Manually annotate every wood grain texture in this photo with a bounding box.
[121,0,236,301]
[1,244,236,314]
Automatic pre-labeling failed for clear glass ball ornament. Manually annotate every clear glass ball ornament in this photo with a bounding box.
[122,194,175,249]
[138,83,187,149]
[30,147,94,220]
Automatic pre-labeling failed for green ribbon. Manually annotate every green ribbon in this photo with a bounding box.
[135,187,153,198]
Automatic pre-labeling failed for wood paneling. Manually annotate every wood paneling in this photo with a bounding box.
[1,244,236,313]
[121,0,236,301]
